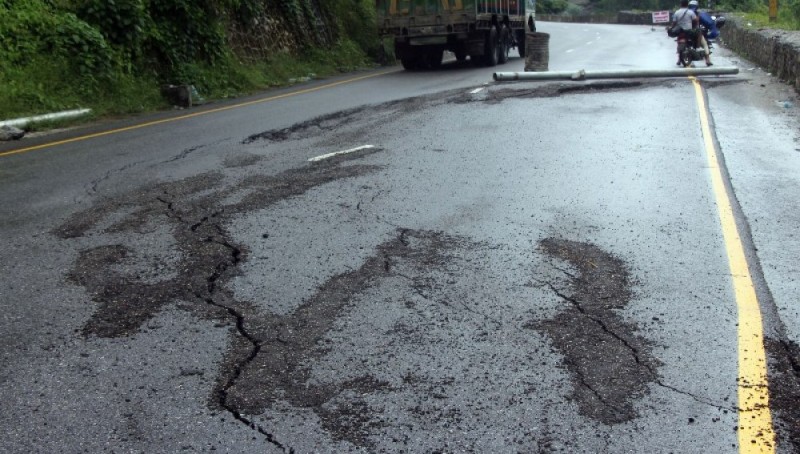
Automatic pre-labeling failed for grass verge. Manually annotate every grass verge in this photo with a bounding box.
[0,39,384,131]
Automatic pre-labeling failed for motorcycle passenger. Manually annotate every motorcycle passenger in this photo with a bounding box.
[688,0,714,66]
[671,0,700,65]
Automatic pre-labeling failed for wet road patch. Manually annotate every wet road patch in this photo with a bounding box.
[531,238,661,425]
[242,96,436,146]
[451,80,661,105]
[765,338,800,451]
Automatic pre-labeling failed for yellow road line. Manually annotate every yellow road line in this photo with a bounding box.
[0,70,394,159]
[691,77,776,453]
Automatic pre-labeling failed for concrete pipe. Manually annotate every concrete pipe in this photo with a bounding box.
[494,66,739,81]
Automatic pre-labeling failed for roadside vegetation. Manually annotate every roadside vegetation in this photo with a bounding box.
[0,0,384,121]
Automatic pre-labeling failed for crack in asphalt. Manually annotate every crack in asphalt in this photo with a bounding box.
[545,282,647,367]
[241,97,429,147]
[535,240,737,418]
[531,238,662,425]
[134,193,293,452]
[58,143,505,449]
[221,229,469,448]
[164,144,205,163]
[556,348,627,414]
[88,159,148,194]
[161,138,231,164]
[394,271,504,329]
[197,231,291,451]
[56,151,383,448]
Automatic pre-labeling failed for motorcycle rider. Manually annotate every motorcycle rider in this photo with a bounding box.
[671,0,708,66]
[688,0,714,65]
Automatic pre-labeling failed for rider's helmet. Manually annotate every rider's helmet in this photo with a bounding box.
[715,16,726,27]
[688,0,699,9]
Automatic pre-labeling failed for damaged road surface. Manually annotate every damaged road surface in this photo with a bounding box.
[3,22,800,453]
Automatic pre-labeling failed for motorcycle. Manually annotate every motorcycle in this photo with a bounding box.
[674,15,725,67]
[676,30,706,67]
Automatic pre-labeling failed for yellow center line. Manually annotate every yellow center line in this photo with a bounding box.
[0,70,395,159]
[690,76,775,453]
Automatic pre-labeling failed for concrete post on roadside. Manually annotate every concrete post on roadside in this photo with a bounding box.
[524,32,550,72]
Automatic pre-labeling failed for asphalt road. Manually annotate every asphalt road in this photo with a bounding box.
[1,22,799,453]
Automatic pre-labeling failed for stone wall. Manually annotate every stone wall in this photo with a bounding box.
[536,14,617,23]
[537,12,660,25]
[720,17,800,90]
[617,11,663,24]
[227,0,335,62]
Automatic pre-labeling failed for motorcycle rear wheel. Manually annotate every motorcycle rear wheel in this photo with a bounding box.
[677,43,692,67]
[680,50,693,67]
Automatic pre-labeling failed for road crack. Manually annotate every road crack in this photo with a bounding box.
[161,194,293,452]
[57,154,384,449]
[541,279,734,413]
[529,238,661,425]
[88,159,148,194]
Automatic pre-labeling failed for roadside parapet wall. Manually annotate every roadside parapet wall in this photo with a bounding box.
[536,14,617,23]
[537,12,655,24]
[719,18,800,90]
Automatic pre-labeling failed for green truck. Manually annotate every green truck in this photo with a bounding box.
[376,0,536,69]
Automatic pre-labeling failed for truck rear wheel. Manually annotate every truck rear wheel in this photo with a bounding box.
[499,26,510,64]
[483,27,499,67]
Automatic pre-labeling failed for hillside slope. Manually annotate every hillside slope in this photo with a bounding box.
[0,0,381,120]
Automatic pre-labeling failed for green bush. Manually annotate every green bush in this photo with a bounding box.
[73,0,146,48]
[788,0,800,23]
[320,0,382,58]
[563,3,584,15]
[721,0,768,12]
[0,1,114,93]
[0,1,111,70]
[538,0,570,14]
[591,0,679,13]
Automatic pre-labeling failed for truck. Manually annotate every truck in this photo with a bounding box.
[376,0,536,70]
